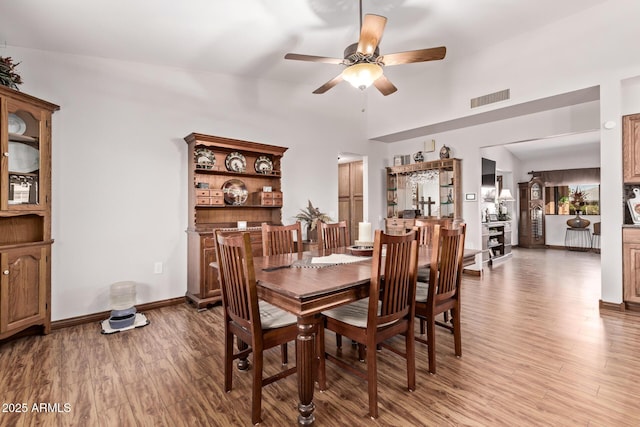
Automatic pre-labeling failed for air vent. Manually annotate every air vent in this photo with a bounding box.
[471,89,510,108]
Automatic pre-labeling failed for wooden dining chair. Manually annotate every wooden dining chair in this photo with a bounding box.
[320,229,419,419]
[215,231,299,425]
[414,223,466,374]
[261,222,303,256]
[318,220,350,250]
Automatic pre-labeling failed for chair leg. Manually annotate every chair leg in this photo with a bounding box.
[281,343,288,365]
[452,307,462,357]
[406,325,416,391]
[427,317,436,374]
[251,349,264,425]
[358,343,366,362]
[366,337,378,419]
[336,333,342,349]
[237,338,250,371]
[224,329,234,392]
[419,318,425,335]
[317,318,327,390]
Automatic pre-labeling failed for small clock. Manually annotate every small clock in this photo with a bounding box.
[531,183,541,200]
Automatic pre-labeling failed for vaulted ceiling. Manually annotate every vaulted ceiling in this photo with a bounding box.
[0,0,608,87]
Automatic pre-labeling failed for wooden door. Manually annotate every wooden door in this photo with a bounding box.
[338,161,363,245]
[0,246,47,333]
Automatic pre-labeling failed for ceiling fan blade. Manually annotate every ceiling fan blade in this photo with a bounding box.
[380,46,447,66]
[373,75,397,96]
[357,14,387,55]
[312,74,344,94]
[284,53,344,65]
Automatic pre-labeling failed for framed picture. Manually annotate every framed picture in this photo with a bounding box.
[488,214,498,222]
[393,155,403,166]
[465,192,477,201]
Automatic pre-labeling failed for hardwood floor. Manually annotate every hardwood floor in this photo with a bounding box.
[2,248,639,426]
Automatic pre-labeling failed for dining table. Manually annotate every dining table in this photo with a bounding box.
[253,246,432,425]
[252,245,478,425]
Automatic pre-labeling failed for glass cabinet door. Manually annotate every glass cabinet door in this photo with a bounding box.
[5,100,46,209]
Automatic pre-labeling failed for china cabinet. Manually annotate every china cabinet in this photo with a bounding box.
[385,158,462,225]
[184,133,287,308]
[0,86,58,340]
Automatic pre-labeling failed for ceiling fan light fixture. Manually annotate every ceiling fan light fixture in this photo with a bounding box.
[341,63,383,90]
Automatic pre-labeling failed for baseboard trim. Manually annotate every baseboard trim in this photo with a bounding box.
[599,300,625,312]
[51,297,186,330]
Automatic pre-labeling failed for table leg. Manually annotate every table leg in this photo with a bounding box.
[296,316,316,426]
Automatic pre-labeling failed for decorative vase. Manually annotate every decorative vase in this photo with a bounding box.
[566,211,590,228]
[413,151,424,162]
[439,145,451,159]
[307,226,318,242]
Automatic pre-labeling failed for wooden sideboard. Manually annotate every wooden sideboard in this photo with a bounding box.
[184,133,288,308]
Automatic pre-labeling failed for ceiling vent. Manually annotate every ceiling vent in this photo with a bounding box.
[471,89,510,108]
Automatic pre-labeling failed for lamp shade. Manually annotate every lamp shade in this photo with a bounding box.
[498,189,515,201]
[341,63,383,90]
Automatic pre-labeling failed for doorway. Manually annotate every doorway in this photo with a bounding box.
[338,154,364,245]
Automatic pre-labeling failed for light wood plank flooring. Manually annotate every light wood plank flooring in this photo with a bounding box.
[1,248,639,426]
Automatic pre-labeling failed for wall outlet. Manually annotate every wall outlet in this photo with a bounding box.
[154,262,163,274]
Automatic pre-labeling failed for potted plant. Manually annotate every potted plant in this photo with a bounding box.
[295,200,332,242]
[0,57,23,90]
[565,187,590,228]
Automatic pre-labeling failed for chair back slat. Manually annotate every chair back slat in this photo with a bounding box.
[370,230,419,326]
[215,231,260,332]
[429,224,466,306]
[261,222,303,256]
[319,221,350,250]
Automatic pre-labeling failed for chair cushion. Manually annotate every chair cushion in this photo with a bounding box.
[323,299,398,329]
[416,267,430,283]
[258,300,297,329]
[415,281,430,302]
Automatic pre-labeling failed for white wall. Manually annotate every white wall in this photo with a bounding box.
[372,0,640,304]
[10,47,383,320]
[9,0,640,319]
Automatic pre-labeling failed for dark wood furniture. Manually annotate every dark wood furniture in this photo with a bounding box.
[318,221,350,250]
[518,177,546,248]
[321,230,419,419]
[214,231,298,425]
[0,86,58,341]
[184,133,287,308]
[261,222,303,256]
[415,224,466,374]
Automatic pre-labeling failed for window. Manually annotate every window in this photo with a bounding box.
[545,184,600,215]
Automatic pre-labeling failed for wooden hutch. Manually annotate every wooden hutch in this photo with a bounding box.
[623,113,640,308]
[184,133,287,308]
[0,86,58,341]
[385,158,462,233]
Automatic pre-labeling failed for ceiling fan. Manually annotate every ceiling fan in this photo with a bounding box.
[284,0,446,96]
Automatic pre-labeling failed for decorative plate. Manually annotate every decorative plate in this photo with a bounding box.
[8,142,39,173]
[254,155,273,174]
[194,147,215,169]
[225,151,246,173]
[222,179,248,205]
[8,114,26,135]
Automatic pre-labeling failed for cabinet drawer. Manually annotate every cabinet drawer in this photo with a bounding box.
[210,189,223,198]
[272,191,283,200]
[195,189,210,197]
[196,197,211,205]
[624,227,640,243]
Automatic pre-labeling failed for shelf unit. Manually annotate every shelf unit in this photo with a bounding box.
[0,86,59,341]
[184,133,288,308]
[481,221,512,265]
[385,158,462,222]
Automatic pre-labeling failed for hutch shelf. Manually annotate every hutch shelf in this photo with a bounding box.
[0,86,59,341]
[184,133,287,308]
